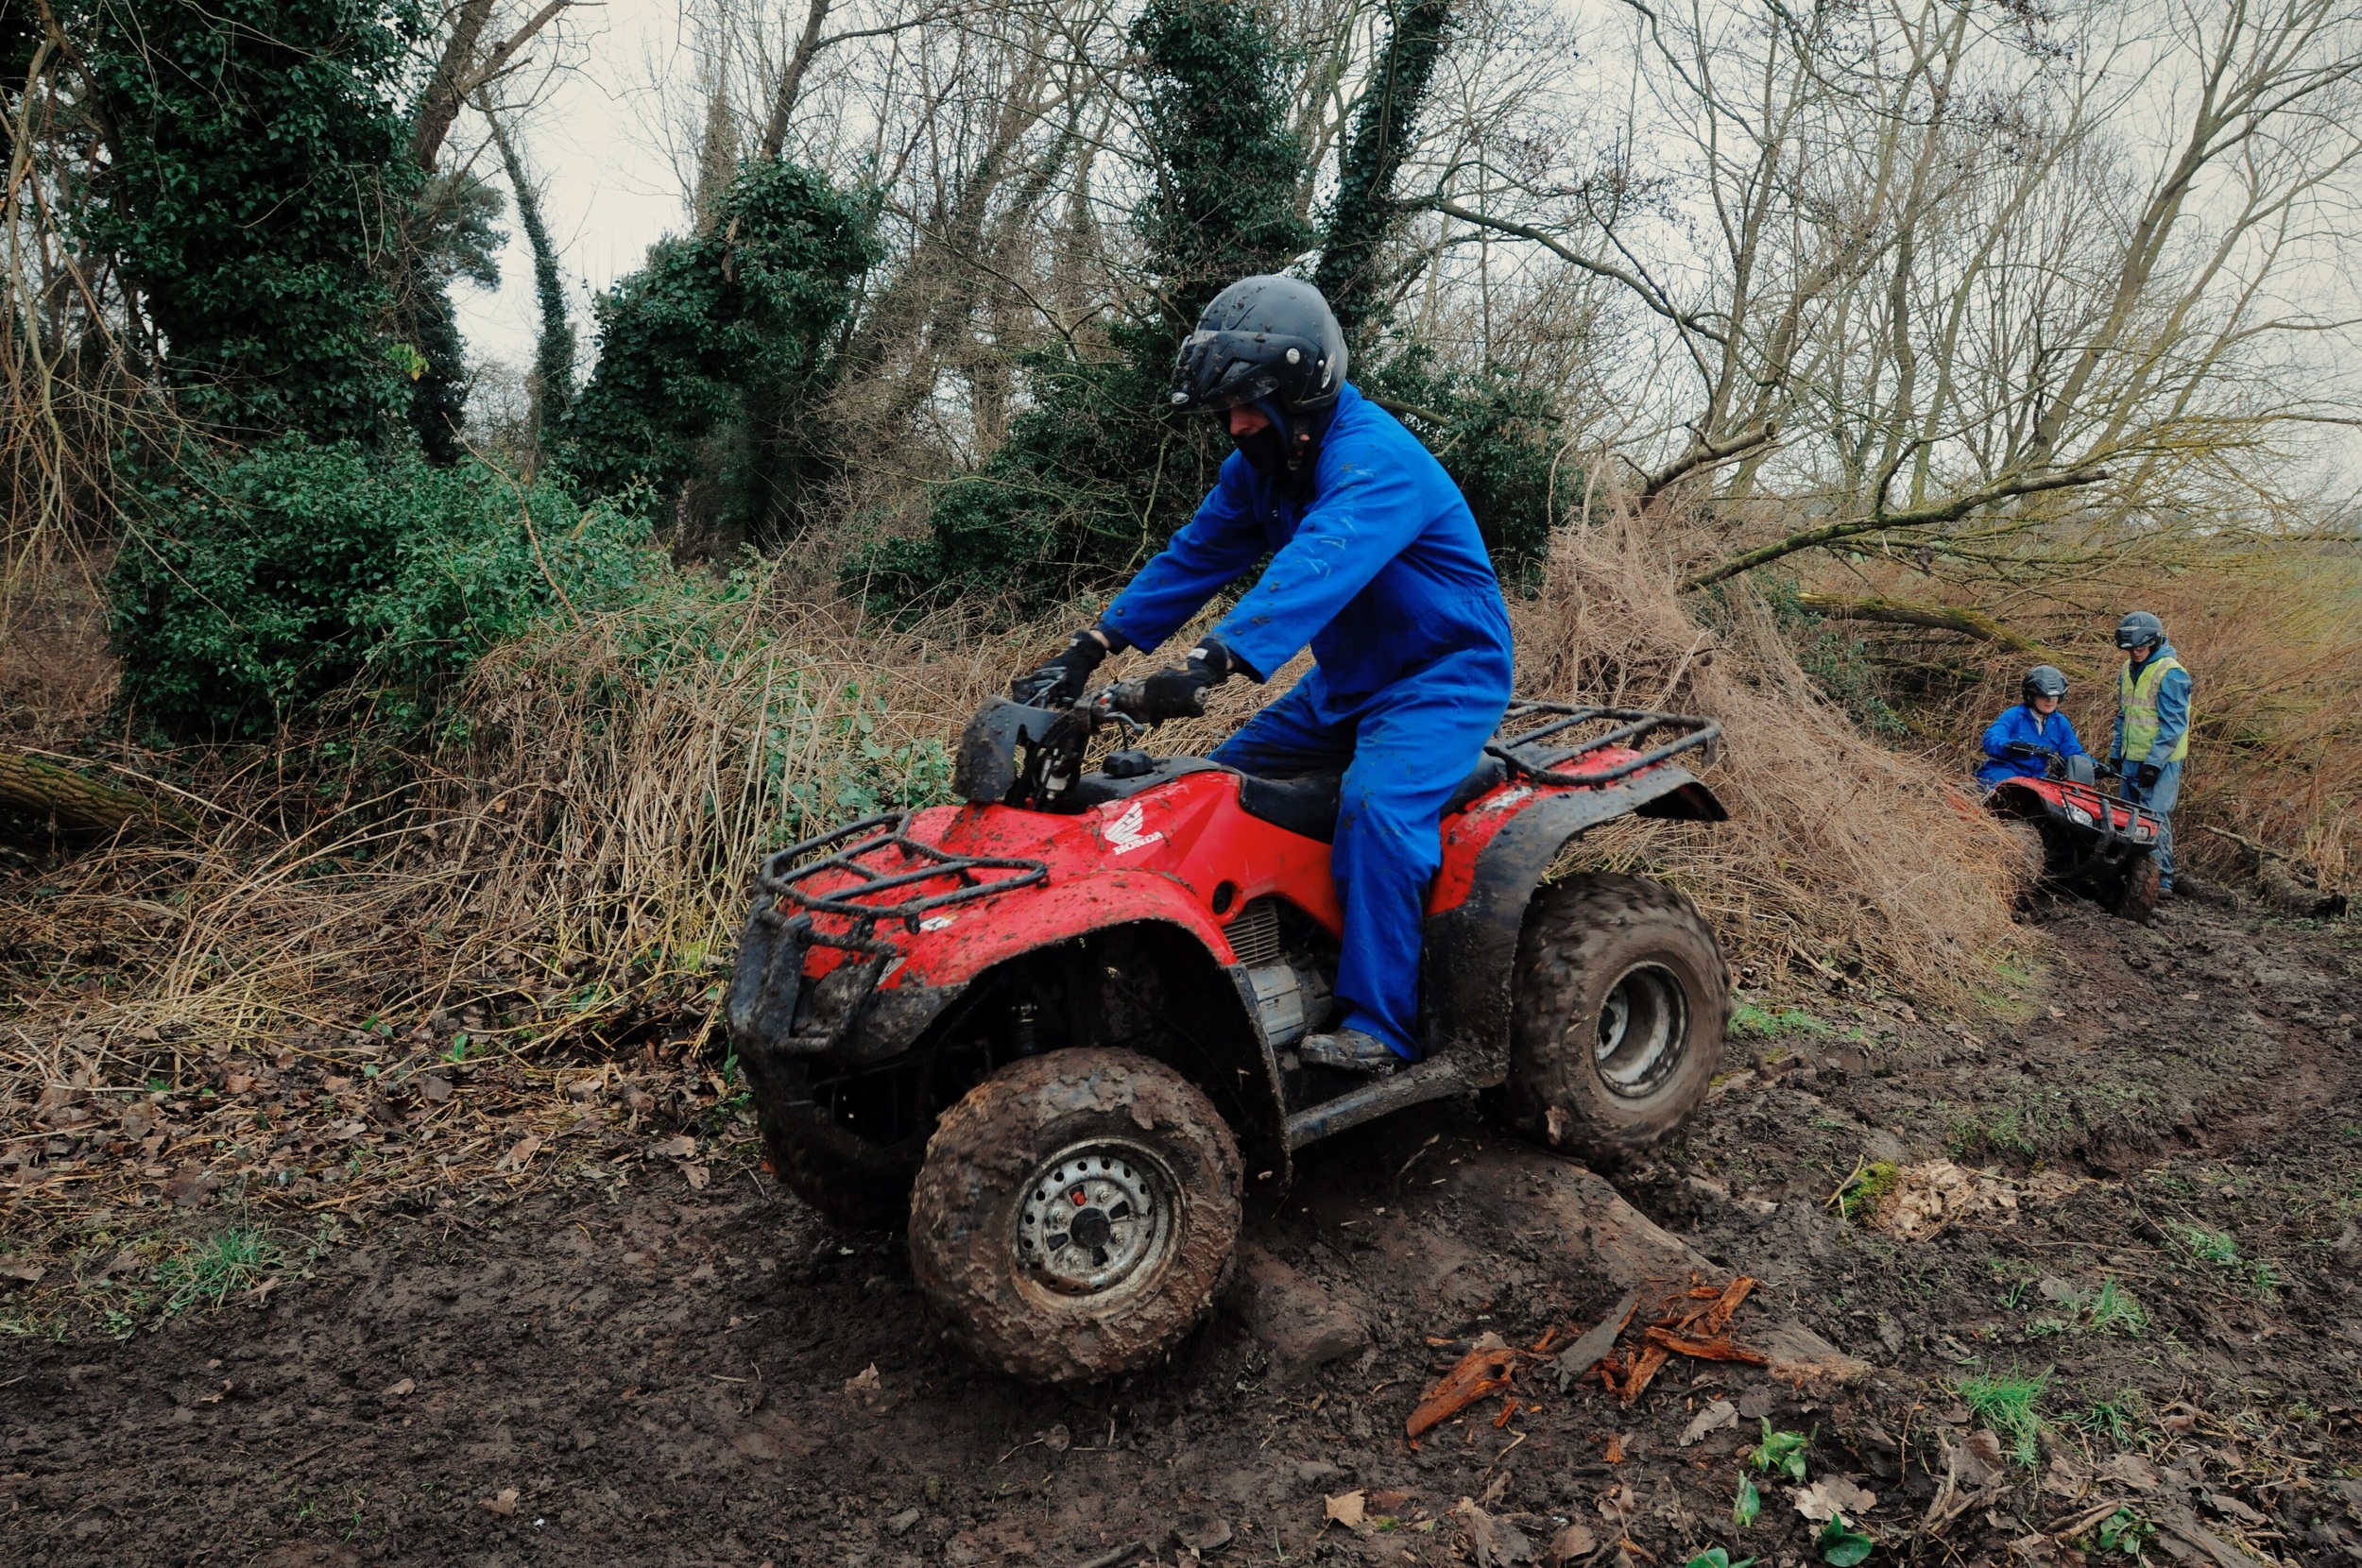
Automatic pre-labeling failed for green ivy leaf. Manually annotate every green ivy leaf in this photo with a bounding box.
[1816,1513,1874,1566]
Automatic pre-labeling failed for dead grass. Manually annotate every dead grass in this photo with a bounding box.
[1519,503,2029,994]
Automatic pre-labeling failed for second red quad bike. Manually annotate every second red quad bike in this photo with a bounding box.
[728,685,1732,1382]
[1982,749,2166,924]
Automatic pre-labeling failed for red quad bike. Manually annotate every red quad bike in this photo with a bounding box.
[1982,748,2165,924]
[727,688,1733,1383]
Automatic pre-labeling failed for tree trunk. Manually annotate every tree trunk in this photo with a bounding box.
[0,750,197,834]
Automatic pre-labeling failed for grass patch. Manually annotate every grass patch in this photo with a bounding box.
[2085,1277,2148,1337]
[1960,1366,2049,1465]
[2168,1220,2238,1264]
[1731,1002,1825,1039]
[1830,1158,1901,1223]
[1946,1103,2037,1159]
[157,1225,276,1314]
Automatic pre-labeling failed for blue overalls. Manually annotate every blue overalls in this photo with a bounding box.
[1100,383,1515,1061]
[1976,705,2088,790]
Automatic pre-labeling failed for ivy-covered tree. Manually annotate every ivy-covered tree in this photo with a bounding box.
[556,156,878,544]
[861,0,1315,611]
[397,170,507,464]
[1314,0,1570,579]
[1314,0,1456,348]
[73,0,426,444]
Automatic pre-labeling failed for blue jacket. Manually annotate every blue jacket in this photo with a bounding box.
[1099,383,1512,704]
[1977,704,2088,788]
[2112,642,2194,766]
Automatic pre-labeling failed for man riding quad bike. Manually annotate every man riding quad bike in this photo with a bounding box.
[728,279,1734,1382]
[1979,666,2165,923]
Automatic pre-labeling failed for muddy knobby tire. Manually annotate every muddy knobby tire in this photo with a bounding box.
[2112,851,2162,926]
[908,1048,1242,1383]
[1500,873,1730,1164]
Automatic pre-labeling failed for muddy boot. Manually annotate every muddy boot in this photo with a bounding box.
[1298,1028,1403,1075]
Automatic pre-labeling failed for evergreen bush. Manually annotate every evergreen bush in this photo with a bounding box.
[109,439,653,736]
[73,0,426,443]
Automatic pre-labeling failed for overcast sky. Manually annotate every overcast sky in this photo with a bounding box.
[451,0,690,375]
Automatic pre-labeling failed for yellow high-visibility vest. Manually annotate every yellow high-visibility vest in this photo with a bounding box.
[2118,653,2190,763]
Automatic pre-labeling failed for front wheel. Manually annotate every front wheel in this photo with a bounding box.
[1498,874,1730,1164]
[908,1048,1242,1383]
[2109,850,2162,925]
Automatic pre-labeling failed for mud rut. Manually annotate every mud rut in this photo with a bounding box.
[5,897,2358,1568]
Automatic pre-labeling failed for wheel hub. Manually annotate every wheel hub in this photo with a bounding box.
[1594,963,1687,1098]
[1014,1142,1178,1299]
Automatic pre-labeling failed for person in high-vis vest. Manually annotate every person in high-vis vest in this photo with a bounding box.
[2108,610,2192,895]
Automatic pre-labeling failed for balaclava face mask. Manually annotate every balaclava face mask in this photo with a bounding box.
[1231,399,1334,500]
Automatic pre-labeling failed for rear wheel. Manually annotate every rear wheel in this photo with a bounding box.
[1499,874,1729,1164]
[908,1048,1241,1383]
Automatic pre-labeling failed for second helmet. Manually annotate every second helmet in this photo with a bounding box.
[2022,665,2068,703]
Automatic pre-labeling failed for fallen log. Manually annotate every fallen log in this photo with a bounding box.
[0,747,199,835]
[1791,592,2040,653]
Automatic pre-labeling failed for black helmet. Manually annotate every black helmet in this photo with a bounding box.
[2021,665,2068,703]
[1169,276,1347,418]
[2115,610,2165,651]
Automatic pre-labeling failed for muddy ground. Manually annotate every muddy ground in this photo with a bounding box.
[4,894,2358,1568]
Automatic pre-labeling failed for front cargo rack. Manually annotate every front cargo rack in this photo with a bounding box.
[728,812,1048,1056]
[1486,704,1720,787]
[751,811,1047,932]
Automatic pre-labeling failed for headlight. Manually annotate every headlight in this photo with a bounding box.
[2065,806,2094,827]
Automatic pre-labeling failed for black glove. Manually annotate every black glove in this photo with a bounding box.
[2099,757,2123,779]
[1112,637,1254,723]
[2134,761,2162,790]
[1011,627,1122,707]
[2003,741,2043,759]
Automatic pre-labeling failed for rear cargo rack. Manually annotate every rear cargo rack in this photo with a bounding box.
[1487,704,1720,786]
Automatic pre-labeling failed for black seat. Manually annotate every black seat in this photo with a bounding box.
[1235,754,1508,844]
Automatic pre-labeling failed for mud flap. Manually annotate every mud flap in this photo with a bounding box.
[727,908,808,1058]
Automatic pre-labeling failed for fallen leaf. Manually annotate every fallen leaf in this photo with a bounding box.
[1325,1491,1366,1528]
[1042,1423,1070,1453]
[419,1076,454,1104]
[661,1133,697,1159]
[1176,1513,1232,1553]
[1794,1475,1878,1522]
[1949,1431,2008,1493]
[1551,1289,1640,1391]
[844,1363,881,1404]
[2099,1453,2162,1492]
[382,1376,416,1398]
[1545,1523,1596,1565]
[1681,1397,1739,1446]
[1368,1489,1409,1512]
[484,1488,519,1515]
[682,1163,710,1190]
[1604,1434,1625,1463]
[1452,1498,1534,1567]
[505,1134,542,1170]
[161,1164,213,1207]
[0,1261,43,1285]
